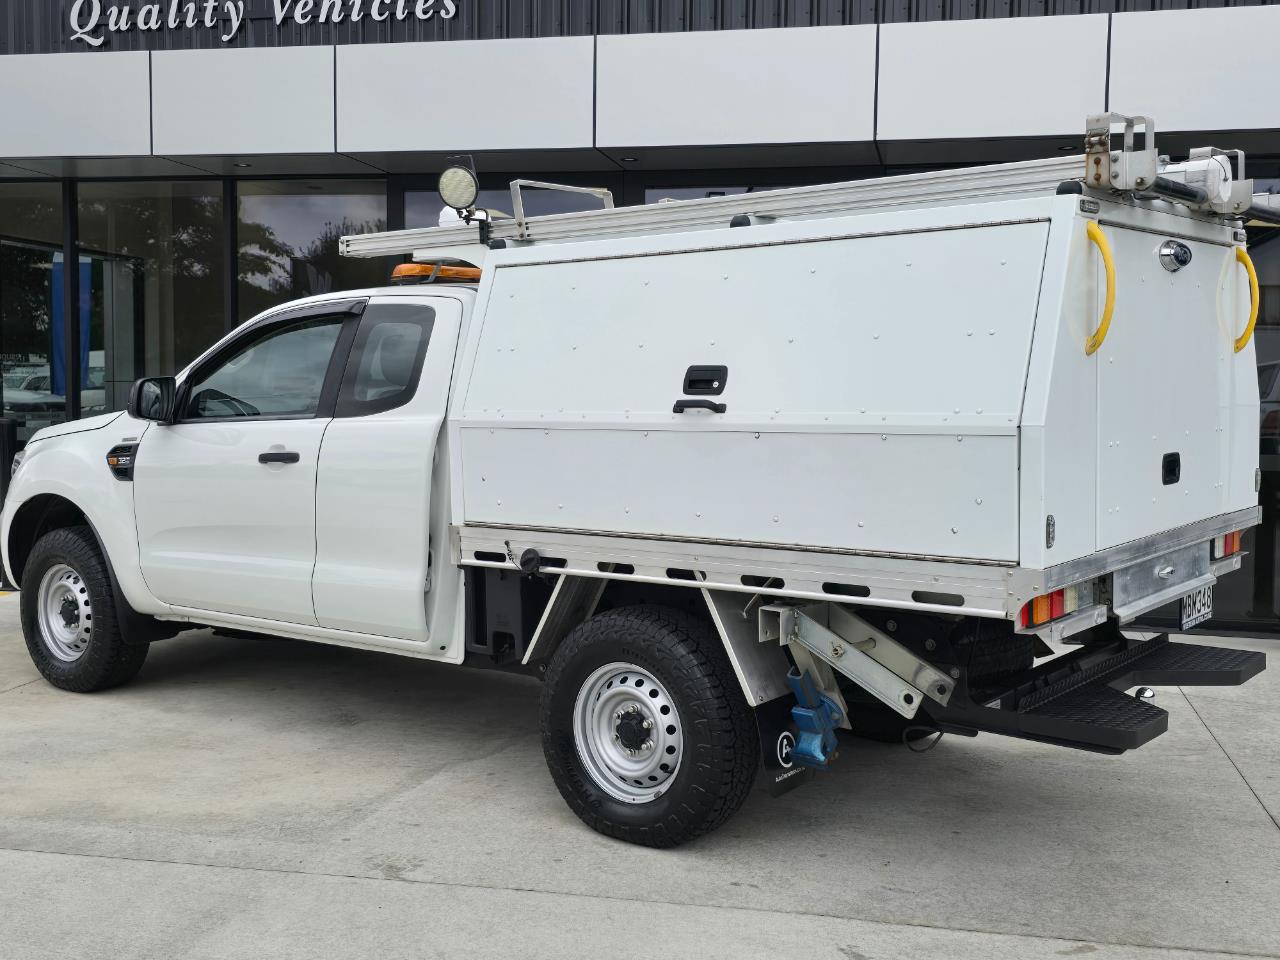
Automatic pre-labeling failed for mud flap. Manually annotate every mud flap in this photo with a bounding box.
[755,693,813,796]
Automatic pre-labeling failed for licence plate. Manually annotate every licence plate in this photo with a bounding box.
[1181,585,1214,631]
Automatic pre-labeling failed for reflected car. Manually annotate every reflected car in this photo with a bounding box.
[2,370,106,416]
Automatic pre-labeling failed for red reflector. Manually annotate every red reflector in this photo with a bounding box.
[1023,588,1070,628]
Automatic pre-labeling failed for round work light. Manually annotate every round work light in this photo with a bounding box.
[438,165,479,212]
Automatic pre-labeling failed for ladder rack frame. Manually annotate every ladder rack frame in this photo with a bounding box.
[341,154,1091,261]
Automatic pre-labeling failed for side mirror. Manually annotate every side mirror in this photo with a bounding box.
[128,377,177,423]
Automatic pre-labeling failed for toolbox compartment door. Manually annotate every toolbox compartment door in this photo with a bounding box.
[1094,226,1257,550]
[458,217,1051,561]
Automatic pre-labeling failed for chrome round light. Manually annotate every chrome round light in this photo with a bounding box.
[438,165,479,212]
[1159,239,1192,272]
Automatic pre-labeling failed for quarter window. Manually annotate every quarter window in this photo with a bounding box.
[337,303,435,417]
[184,317,344,420]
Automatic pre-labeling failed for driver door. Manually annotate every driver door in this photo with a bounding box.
[133,302,360,624]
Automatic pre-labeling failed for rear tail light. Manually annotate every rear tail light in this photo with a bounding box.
[1019,583,1091,629]
[1212,530,1243,560]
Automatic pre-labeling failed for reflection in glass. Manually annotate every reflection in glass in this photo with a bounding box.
[135,378,168,420]
[0,183,66,445]
[186,319,342,419]
[79,182,226,413]
[237,181,390,321]
[1238,218,1280,625]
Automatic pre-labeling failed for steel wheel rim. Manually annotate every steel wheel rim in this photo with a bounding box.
[572,661,683,804]
[36,563,93,662]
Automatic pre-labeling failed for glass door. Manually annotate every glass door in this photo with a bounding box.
[84,250,145,415]
[0,238,67,447]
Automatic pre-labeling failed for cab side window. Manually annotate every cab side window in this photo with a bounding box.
[184,318,344,420]
[337,303,435,417]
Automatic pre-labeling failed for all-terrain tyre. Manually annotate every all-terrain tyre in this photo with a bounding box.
[540,605,758,848]
[20,526,148,692]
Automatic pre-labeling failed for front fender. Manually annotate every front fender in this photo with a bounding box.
[2,419,168,618]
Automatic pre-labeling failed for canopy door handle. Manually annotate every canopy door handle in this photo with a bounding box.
[1085,220,1116,356]
[673,398,727,414]
[1234,245,1259,354]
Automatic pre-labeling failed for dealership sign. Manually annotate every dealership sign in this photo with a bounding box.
[68,0,458,47]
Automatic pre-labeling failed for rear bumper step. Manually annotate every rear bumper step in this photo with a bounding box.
[928,634,1264,753]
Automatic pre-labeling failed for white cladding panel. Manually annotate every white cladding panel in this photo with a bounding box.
[461,428,1019,559]
[595,26,876,148]
[0,52,151,157]
[877,17,1108,141]
[337,38,594,152]
[152,47,336,155]
[1111,7,1280,133]
[459,220,1051,561]
[1016,211,1100,569]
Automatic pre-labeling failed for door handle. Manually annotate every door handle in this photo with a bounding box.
[673,398,727,414]
[258,451,300,464]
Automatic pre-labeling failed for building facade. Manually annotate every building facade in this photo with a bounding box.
[1,0,1278,631]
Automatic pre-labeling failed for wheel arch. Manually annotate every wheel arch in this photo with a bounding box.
[522,575,791,706]
[7,493,90,586]
[8,493,177,645]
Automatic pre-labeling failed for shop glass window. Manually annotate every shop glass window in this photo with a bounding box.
[78,181,226,415]
[0,183,66,445]
[237,180,391,321]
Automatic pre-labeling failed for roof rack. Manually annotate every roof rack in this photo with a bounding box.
[341,153,1088,262]
[339,112,1279,263]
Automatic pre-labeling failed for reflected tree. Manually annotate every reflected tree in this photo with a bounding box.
[238,216,392,317]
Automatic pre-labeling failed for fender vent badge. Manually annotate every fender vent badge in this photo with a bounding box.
[106,443,138,481]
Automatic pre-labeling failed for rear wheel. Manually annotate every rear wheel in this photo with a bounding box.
[20,527,147,692]
[540,605,757,847]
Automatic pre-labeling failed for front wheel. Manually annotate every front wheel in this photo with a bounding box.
[20,526,147,692]
[540,605,758,847]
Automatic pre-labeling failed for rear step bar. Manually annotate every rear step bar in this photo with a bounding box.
[928,633,1264,753]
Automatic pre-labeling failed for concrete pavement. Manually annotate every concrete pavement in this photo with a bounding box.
[0,592,1277,960]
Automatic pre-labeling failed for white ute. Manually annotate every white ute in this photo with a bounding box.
[3,115,1270,846]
